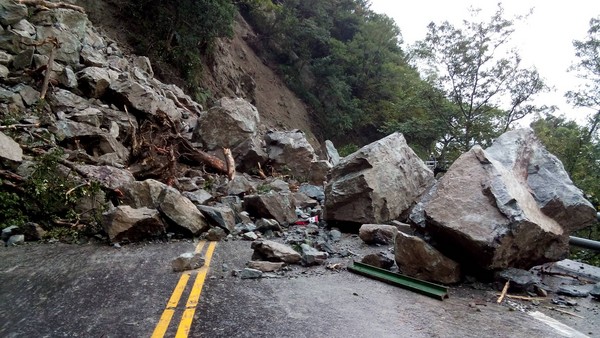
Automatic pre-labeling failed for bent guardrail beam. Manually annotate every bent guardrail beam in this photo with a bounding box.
[347,262,449,300]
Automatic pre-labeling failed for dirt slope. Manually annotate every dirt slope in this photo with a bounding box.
[76,1,322,151]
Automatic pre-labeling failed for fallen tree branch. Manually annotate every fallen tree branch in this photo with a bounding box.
[18,0,85,13]
[545,307,585,319]
[40,38,58,100]
[497,281,510,303]
[223,148,235,180]
[257,162,267,179]
[0,123,40,130]
[179,138,228,174]
[495,294,546,301]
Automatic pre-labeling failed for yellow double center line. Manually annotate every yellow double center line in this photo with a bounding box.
[151,240,217,338]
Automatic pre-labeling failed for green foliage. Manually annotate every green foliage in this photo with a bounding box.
[413,4,548,156]
[126,0,236,93]
[242,0,437,145]
[337,143,358,157]
[0,148,105,238]
[0,189,26,229]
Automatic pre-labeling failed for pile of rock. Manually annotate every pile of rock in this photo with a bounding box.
[0,2,338,246]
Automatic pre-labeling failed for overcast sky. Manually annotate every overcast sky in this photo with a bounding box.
[369,0,600,125]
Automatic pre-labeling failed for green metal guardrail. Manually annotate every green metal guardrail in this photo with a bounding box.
[347,262,449,301]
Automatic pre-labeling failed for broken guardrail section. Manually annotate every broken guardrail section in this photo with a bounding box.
[348,262,449,300]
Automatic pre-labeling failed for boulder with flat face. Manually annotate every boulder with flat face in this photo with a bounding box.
[412,129,596,271]
[324,132,434,226]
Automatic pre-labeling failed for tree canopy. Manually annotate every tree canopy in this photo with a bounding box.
[413,4,548,157]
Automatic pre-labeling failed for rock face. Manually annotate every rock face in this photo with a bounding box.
[325,132,434,225]
[194,97,259,150]
[412,129,597,271]
[394,232,461,284]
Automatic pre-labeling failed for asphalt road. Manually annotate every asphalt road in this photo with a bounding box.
[0,240,595,337]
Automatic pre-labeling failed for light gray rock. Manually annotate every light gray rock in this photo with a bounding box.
[394,232,461,284]
[198,205,236,233]
[172,252,205,272]
[206,227,227,241]
[120,179,210,236]
[255,218,282,233]
[80,45,106,67]
[361,253,395,270]
[298,184,325,202]
[75,165,135,190]
[0,50,12,65]
[242,231,258,241]
[60,66,78,88]
[243,192,296,225]
[0,1,28,25]
[12,19,36,38]
[18,85,40,106]
[194,97,259,150]
[415,129,597,271]
[0,63,7,79]
[247,260,284,272]
[78,67,119,98]
[486,128,596,233]
[227,174,258,196]
[358,224,398,245]
[183,189,213,205]
[251,240,301,264]
[265,129,318,180]
[109,79,183,121]
[1,225,19,241]
[7,234,24,246]
[102,206,166,243]
[324,132,434,225]
[325,140,341,166]
[557,285,590,298]
[0,131,23,162]
[590,283,600,299]
[301,243,329,265]
[240,268,263,279]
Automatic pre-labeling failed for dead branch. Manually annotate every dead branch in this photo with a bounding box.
[497,281,510,303]
[223,148,235,180]
[495,294,546,301]
[257,162,267,179]
[545,307,585,319]
[19,0,85,13]
[0,123,40,130]
[179,138,228,174]
[40,38,58,100]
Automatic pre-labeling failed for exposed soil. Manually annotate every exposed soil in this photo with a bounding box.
[73,0,322,152]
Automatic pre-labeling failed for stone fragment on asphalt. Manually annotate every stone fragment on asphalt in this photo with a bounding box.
[240,268,263,279]
[247,260,285,272]
[251,240,301,264]
[301,243,329,265]
[242,231,258,241]
[172,252,205,272]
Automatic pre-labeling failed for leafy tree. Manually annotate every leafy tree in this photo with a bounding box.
[414,4,548,155]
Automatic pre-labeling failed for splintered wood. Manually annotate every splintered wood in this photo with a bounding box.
[497,281,510,303]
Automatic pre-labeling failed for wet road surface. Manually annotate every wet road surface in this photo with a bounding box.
[0,240,595,337]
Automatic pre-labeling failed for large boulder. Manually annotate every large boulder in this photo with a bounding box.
[243,192,296,225]
[0,1,28,26]
[412,129,596,271]
[324,132,434,225]
[194,97,259,150]
[251,240,301,264]
[264,129,319,181]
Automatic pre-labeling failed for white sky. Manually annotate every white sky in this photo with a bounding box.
[369,0,600,125]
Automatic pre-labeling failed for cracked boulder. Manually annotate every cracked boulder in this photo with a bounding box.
[194,97,259,150]
[324,132,434,225]
[411,129,596,271]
